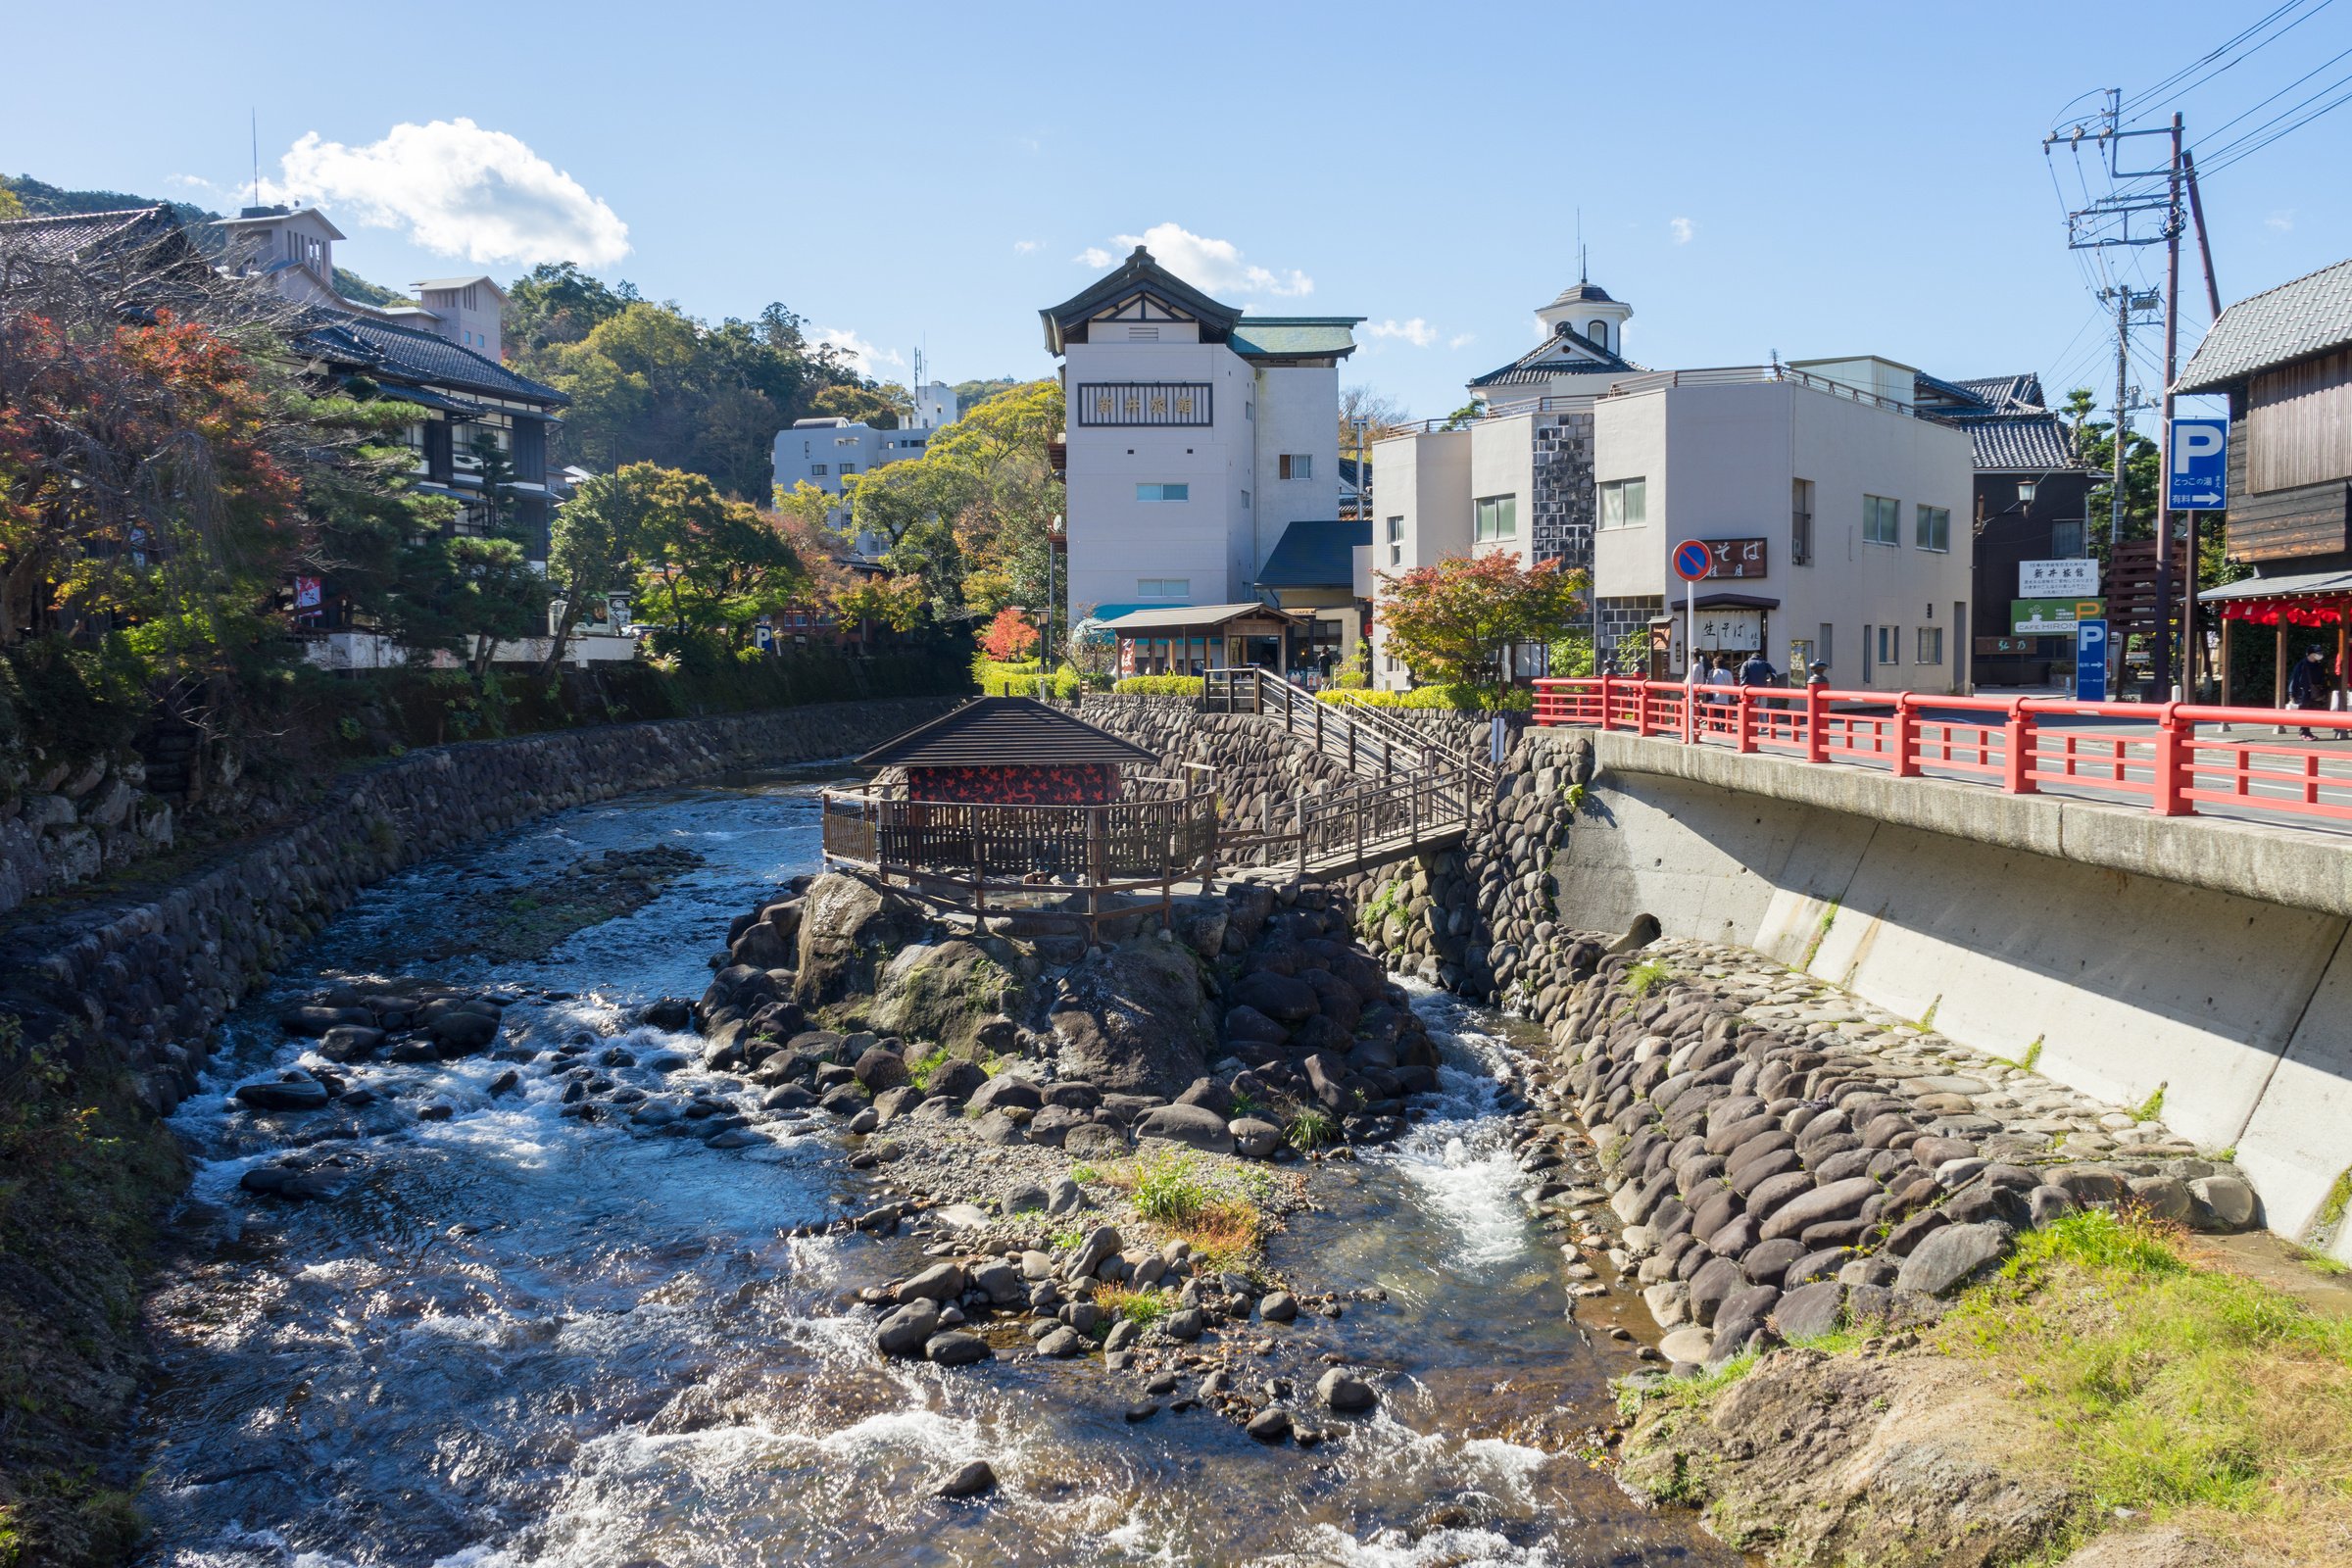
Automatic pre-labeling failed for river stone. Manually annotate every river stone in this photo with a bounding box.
[1046,1178,1083,1216]
[235,1078,331,1112]
[1163,1307,1204,1342]
[1784,1247,1851,1288]
[1739,1237,1808,1289]
[899,1262,966,1303]
[1004,1183,1051,1213]
[1018,1250,1054,1281]
[278,1005,374,1036]
[1893,1222,2013,1297]
[1742,1170,1819,1223]
[1728,1149,1803,1196]
[970,1109,1025,1145]
[936,1459,996,1498]
[1885,1207,1950,1257]
[971,1261,1024,1305]
[1758,1177,1879,1242]
[238,1164,341,1200]
[967,1075,1043,1115]
[706,1128,763,1150]
[317,1025,385,1061]
[1688,1254,1744,1325]
[873,1299,940,1355]
[1229,1117,1282,1159]
[429,1009,500,1055]
[926,1331,991,1366]
[1657,1326,1714,1366]
[2187,1174,2256,1230]
[1225,1005,1291,1046]
[1037,1326,1086,1357]
[2129,1175,2194,1224]
[1104,1319,1141,1352]
[1136,1102,1235,1154]
[1063,1122,1128,1161]
[1246,1406,1295,1444]
[921,1057,988,1101]
[1316,1369,1378,1412]
[1069,1224,1123,1280]
[1773,1280,1846,1342]
[1051,941,1216,1098]
[1233,970,1318,1023]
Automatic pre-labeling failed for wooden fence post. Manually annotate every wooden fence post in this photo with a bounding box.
[1086,805,1106,945]
[1294,796,1306,880]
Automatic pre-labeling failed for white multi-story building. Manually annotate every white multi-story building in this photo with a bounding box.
[1369,271,1647,687]
[1589,360,1976,692]
[1040,246,1362,670]
[769,382,958,558]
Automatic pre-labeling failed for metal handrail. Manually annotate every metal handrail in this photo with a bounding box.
[1201,667,1492,792]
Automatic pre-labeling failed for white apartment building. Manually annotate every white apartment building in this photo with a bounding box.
[770,382,959,558]
[1040,246,1361,661]
[1589,361,1976,693]
[1369,272,1647,688]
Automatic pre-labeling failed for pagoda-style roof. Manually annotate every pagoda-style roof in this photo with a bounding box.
[857,697,1158,768]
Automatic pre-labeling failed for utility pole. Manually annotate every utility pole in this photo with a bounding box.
[2181,148,2224,699]
[2106,283,2134,559]
[2151,113,2184,698]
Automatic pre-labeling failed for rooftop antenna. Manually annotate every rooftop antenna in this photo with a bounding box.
[1577,208,1585,283]
[250,109,260,210]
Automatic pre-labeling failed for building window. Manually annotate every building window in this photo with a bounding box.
[1387,514,1403,565]
[1915,504,1950,552]
[1818,622,1834,671]
[1077,381,1211,426]
[2049,516,2085,557]
[1475,495,1517,541]
[1128,325,1159,341]
[838,463,857,476]
[1598,477,1647,530]
[810,464,828,476]
[1917,627,1944,664]
[1136,483,1190,502]
[1877,624,1897,666]
[1864,494,1900,546]
[1588,318,1608,347]
[1279,454,1313,480]
[1791,478,1814,565]
[1137,577,1190,599]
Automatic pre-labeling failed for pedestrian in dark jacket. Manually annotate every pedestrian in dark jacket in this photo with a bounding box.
[1740,652,1777,686]
[2287,648,2337,739]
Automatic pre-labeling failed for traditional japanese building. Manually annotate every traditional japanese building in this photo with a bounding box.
[855,697,1157,806]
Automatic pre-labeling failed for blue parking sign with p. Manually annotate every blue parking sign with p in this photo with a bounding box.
[2168,417,2228,510]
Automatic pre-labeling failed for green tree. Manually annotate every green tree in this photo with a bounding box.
[626,466,804,652]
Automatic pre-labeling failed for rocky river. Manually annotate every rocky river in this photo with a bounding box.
[129,766,1739,1567]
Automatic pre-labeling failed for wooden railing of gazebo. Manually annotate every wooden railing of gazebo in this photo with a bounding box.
[818,784,1223,941]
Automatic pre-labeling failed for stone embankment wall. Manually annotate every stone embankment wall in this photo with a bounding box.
[1559,732,2352,1260]
[0,747,176,914]
[0,697,951,1114]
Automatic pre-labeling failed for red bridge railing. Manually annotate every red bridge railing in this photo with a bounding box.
[1530,676,2352,830]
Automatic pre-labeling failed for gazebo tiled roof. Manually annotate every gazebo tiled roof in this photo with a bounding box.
[855,697,1158,768]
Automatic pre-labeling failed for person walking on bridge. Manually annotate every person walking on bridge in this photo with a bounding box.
[2287,646,2338,740]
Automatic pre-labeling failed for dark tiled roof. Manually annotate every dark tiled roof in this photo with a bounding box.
[1469,326,1637,388]
[1547,281,1616,306]
[1951,373,2044,411]
[1256,518,1369,589]
[300,312,567,409]
[856,697,1160,768]
[1228,318,1360,360]
[1962,413,2082,472]
[0,205,191,267]
[1041,246,1242,353]
[2176,256,2352,392]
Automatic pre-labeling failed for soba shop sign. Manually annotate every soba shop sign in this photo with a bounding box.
[2011,598,2105,635]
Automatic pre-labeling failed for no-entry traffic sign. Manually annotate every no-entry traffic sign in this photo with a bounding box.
[1672,539,1712,582]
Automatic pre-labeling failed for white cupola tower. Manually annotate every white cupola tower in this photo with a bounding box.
[1534,274,1633,358]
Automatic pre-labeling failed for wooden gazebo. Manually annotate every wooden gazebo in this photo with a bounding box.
[823,698,1216,938]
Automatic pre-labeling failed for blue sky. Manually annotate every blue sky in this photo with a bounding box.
[8,1,2350,420]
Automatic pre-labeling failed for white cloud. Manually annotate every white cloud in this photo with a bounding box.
[2267,210,2296,232]
[1447,332,1476,349]
[815,327,905,376]
[1013,239,1042,254]
[1074,221,1312,297]
[1669,217,1696,245]
[1365,318,1439,348]
[265,119,628,268]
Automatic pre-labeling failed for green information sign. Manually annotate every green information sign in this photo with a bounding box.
[2011,598,2106,635]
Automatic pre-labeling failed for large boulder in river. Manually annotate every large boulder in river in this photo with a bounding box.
[1049,938,1215,1098]
[793,874,931,1012]
[871,939,1022,1055]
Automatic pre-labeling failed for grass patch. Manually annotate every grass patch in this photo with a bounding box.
[2307,1166,2352,1249]
[1286,1108,1338,1152]
[1990,1034,2045,1073]
[1933,1207,2352,1557]
[1068,1164,1101,1185]
[1563,780,1589,814]
[1095,1283,1174,1326]
[905,1047,953,1091]
[1624,959,1673,999]
[1798,899,1838,972]
[2127,1083,2168,1124]
[1918,995,1940,1030]
[1106,1150,1271,1274]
